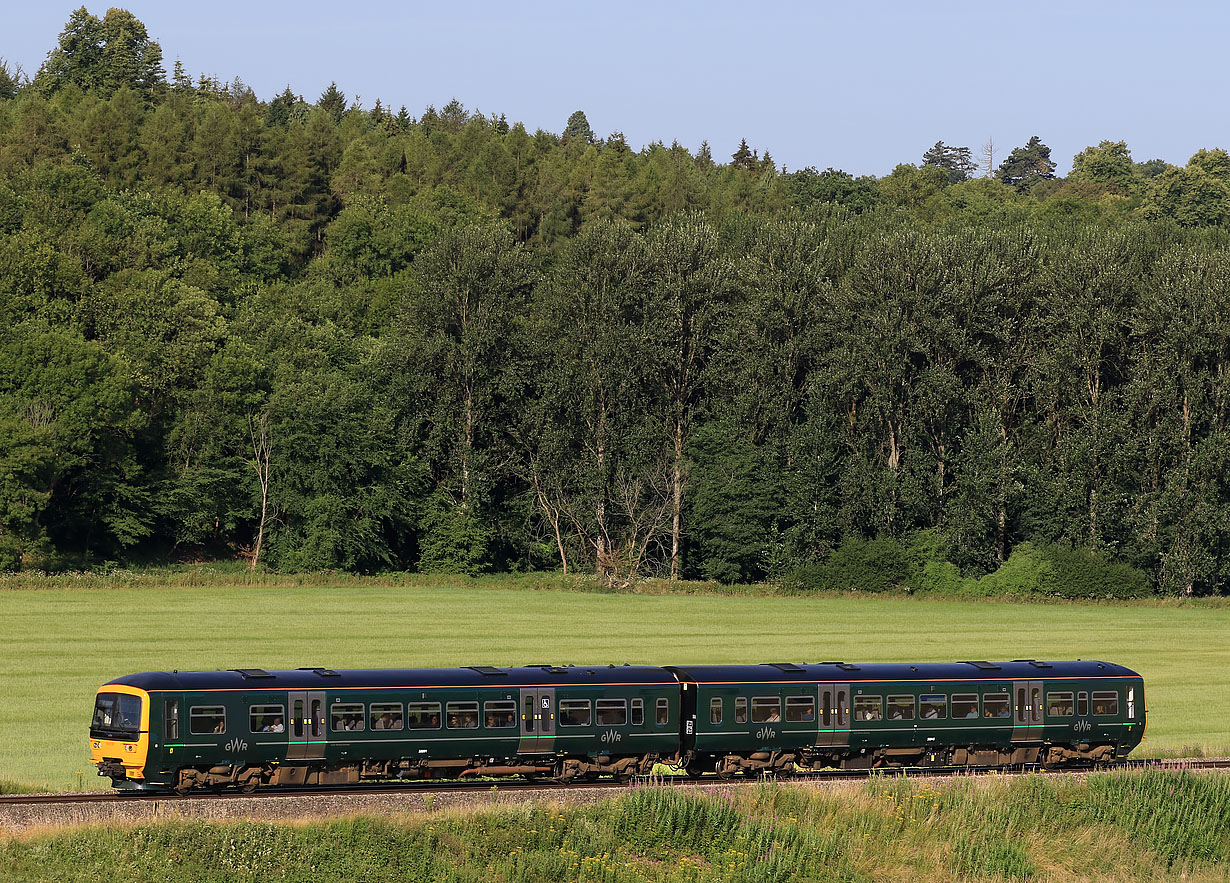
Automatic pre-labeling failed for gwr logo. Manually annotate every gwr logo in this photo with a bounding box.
[600,729,622,744]
[757,727,776,740]
[226,738,249,752]
[1074,720,1092,733]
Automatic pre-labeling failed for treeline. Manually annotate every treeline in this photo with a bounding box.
[4,9,1230,594]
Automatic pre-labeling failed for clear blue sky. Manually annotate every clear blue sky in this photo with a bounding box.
[4,0,1228,177]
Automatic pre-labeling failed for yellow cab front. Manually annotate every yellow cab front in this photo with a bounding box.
[89,684,150,784]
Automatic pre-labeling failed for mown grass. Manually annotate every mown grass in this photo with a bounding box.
[0,577,1226,788]
[1,771,1227,881]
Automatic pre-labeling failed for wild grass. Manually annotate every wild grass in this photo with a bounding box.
[0,577,1226,788]
[0,772,1227,881]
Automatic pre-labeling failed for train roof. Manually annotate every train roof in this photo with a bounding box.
[665,660,1141,683]
[103,664,679,692]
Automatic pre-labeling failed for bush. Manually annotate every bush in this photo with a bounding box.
[975,542,1151,600]
[785,536,912,593]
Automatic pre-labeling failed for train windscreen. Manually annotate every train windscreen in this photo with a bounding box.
[91,692,142,741]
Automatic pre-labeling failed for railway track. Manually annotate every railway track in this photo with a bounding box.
[4,756,1227,807]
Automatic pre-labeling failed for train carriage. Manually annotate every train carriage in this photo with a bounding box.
[669,660,1145,776]
[90,664,680,792]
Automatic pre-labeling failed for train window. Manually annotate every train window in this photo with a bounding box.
[735,697,747,724]
[189,706,226,735]
[854,696,882,721]
[407,702,441,729]
[656,698,670,725]
[1077,692,1089,716]
[331,703,365,732]
[951,694,979,719]
[1128,687,1135,718]
[524,696,535,732]
[786,696,815,723]
[983,693,1010,718]
[250,704,286,733]
[821,690,831,726]
[292,699,305,739]
[1016,687,1026,721]
[484,701,517,728]
[165,699,179,740]
[370,703,404,731]
[631,698,644,726]
[750,697,782,723]
[309,703,324,742]
[1092,691,1119,716]
[886,696,915,721]
[92,693,142,741]
[710,698,723,725]
[597,699,627,726]
[837,690,847,726]
[919,695,946,720]
[560,699,591,727]
[1046,692,1074,717]
[1030,687,1041,723]
[446,702,480,729]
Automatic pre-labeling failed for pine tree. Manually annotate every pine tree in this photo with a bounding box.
[730,138,755,171]
[563,110,594,144]
[696,140,714,169]
[996,135,1056,191]
[318,82,346,121]
[921,141,977,184]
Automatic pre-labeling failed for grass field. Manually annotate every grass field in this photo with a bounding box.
[2,771,1228,881]
[0,581,1227,789]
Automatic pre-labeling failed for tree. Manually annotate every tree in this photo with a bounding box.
[0,58,21,100]
[996,136,1056,192]
[318,82,346,122]
[36,7,164,99]
[921,141,977,184]
[730,138,755,171]
[562,109,594,144]
[1068,140,1134,191]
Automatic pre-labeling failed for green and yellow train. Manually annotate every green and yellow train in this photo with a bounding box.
[90,659,1145,793]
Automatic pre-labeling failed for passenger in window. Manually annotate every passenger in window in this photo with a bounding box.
[922,706,938,720]
[377,713,393,730]
[269,716,284,733]
[213,719,225,734]
[765,708,781,723]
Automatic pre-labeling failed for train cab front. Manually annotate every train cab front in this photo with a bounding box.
[89,685,150,788]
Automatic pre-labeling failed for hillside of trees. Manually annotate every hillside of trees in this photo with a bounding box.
[5,8,1230,594]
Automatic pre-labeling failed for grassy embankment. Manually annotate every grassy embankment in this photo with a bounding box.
[1,771,1228,881]
[0,572,1227,789]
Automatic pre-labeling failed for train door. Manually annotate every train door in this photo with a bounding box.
[1012,680,1043,741]
[816,683,850,747]
[518,688,555,753]
[287,690,326,760]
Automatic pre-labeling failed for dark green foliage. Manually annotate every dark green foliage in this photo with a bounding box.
[997,135,1056,191]
[562,109,594,144]
[7,8,1230,592]
[921,140,976,184]
[786,536,913,593]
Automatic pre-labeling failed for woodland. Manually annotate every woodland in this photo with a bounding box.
[5,8,1230,595]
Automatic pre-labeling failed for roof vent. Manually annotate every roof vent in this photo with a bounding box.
[766,662,805,672]
[296,667,340,677]
[960,661,1001,671]
[233,668,275,679]
[525,664,569,674]
[1013,659,1053,669]
[466,666,507,676]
